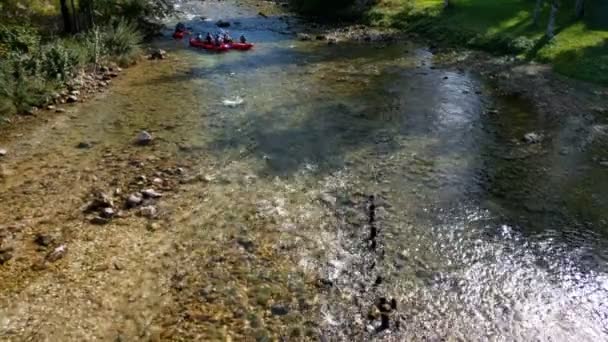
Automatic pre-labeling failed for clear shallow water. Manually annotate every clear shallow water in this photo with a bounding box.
[163,1,608,339]
[1,0,607,340]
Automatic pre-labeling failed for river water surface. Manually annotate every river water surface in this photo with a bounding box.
[1,0,608,340]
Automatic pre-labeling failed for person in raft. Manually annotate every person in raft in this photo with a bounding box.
[223,31,234,43]
[175,22,186,33]
[239,34,247,43]
[195,33,204,42]
[205,32,213,44]
[214,33,224,46]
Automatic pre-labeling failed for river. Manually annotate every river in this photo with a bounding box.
[1,0,608,340]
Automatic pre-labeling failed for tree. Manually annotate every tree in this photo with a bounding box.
[547,0,559,39]
[533,0,544,26]
[59,0,72,33]
[575,0,585,19]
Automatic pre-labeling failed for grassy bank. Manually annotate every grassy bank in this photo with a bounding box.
[0,0,169,118]
[367,0,608,84]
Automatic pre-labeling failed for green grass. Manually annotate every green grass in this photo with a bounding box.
[367,0,608,84]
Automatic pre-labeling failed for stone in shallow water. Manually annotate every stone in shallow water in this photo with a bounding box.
[319,193,336,206]
[0,148,6,157]
[139,205,157,218]
[270,305,289,316]
[523,132,543,144]
[46,244,67,262]
[142,188,162,198]
[135,131,153,145]
[126,193,143,208]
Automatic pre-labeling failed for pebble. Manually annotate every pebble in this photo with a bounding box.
[139,205,158,218]
[85,192,115,212]
[523,132,543,144]
[77,141,94,149]
[319,193,337,206]
[0,245,14,264]
[216,20,230,27]
[91,216,110,225]
[142,188,162,198]
[46,244,67,262]
[126,193,143,208]
[34,233,54,247]
[135,130,153,145]
[55,108,66,113]
[100,207,115,218]
[270,305,289,316]
[152,177,163,185]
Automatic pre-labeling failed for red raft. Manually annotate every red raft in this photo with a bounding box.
[173,31,187,40]
[228,42,254,51]
[189,39,230,52]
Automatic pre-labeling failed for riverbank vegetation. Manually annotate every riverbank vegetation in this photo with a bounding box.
[368,0,608,84]
[291,0,607,85]
[0,0,171,117]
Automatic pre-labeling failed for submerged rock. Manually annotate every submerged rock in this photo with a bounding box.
[149,48,167,60]
[319,193,337,206]
[46,244,67,262]
[222,96,244,108]
[297,33,312,41]
[139,205,158,218]
[34,233,54,247]
[84,191,115,212]
[126,193,143,208]
[90,216,110,225]
[216,20,230,27]
[100,207,115,218]
[76,141,94,149]
[523,132,543,144]
[0,245,14,264]
[135,131,153,145]
[142,188,162,198]
[270,305,289,316]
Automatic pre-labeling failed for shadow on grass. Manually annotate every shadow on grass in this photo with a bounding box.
[550,38,608,85]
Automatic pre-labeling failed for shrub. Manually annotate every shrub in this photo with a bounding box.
[41,41,80,81]
[291,0,377,18]
[0,24,39,55]
[0,57,51,115]
[509,36,536,54]
[103,20,142,65]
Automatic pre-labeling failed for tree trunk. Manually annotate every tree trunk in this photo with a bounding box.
[533,0,543,26]
[59,0,72,33]
[70,0,79,32]
[575,0,584,19]
[546,0,559,39]
[444,0,450,9]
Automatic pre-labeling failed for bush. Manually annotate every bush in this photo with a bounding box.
[41,41,80,81]
[291,0,377,18]
[0,24,39,56]
[103,20,142,66]
[0,57,51,115]
[509,36,536,54]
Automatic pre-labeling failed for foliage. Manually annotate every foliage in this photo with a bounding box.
[0,18,144,116]
[290,0,377,18]
[0,55,52,115]
[102,20,143,65]
[41,41,81,81]
[368,0,608,84]
[0,24,40,55]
